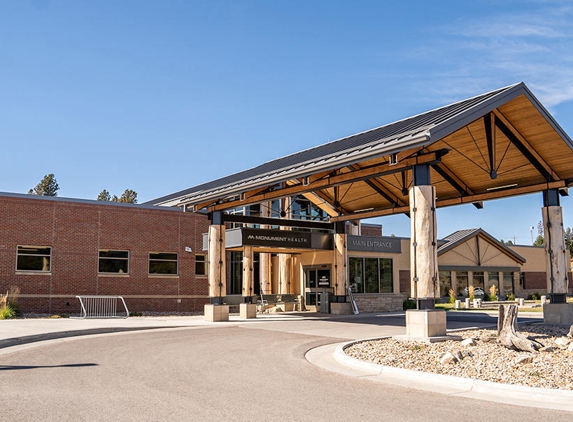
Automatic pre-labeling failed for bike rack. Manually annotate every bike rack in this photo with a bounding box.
[75,295,129,319]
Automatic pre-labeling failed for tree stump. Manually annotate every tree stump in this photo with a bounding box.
[497,304,543,352]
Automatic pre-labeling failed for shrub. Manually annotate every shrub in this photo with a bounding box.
[0,304,17,320]
[527,292,541,301]
[489,284,498,302]
[448,289,456,304]
[403,299,416,310]
[0,286,21,319]
[507,293,515,301]
[468,285,475,301]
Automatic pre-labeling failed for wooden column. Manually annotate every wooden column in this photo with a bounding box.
[542,190,568,302]
[279,254,291,294]
[333,228,347,297]
[207,222,226,302]
[409,184,439,307]
[205,211,229,322]
[259,201,271,294]
[242,245,254,300]
[278,197,292,294]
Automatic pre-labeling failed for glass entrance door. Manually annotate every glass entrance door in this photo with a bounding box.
[304,267,332,311]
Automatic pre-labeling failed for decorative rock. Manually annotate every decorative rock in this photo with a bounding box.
[539,346,556,353]
[514,356,534,365]
[555,337,571,348]
[480,336,497,343]
[452,350,464,361]
[440,352,458,365]
[568,325,573,338]
[568,342,573,352]
[461,338,477,347]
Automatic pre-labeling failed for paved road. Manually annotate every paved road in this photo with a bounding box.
[1,315,571,422]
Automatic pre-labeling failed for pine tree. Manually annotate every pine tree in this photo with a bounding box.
[28,174,59,196]
[97,189,111,201]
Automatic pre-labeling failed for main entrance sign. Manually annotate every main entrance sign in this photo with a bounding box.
[347,235,401,253]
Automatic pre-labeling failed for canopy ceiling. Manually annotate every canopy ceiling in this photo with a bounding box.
[149,82,573,222]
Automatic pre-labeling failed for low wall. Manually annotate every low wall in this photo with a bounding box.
[353,293,405,313]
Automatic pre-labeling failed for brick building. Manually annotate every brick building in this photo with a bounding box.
[0,192,210,315]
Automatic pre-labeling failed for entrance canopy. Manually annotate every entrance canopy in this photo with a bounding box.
[150,82,573,221]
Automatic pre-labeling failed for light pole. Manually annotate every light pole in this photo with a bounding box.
[530,226,534,245]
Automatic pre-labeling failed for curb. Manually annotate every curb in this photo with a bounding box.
[0,326,187,350]
[333,339,573,412]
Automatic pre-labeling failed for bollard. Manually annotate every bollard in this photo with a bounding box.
[465,298,470,309]
[519,298,524,306]
[541,295,547,305]
[455,300,461,309]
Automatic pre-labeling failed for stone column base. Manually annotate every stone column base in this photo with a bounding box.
[401,309,449,341]
[543,303,573,325]
[204,304,229,322]
[240,303,257,319]
[330,302,353,315]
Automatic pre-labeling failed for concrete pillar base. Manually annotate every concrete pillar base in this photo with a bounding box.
[204,304,229,322]
[404,309,447,339]
[543,303,573,325]
[330,302,353,315]
[239,303,257,319]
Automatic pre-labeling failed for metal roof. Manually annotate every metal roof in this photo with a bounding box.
[148,83,531,207]
[147,82,573,221]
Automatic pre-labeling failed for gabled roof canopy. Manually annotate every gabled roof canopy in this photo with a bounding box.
[149,82,573,222]
[438,228,526,265]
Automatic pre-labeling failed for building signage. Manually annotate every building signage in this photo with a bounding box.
[347,235,401,253]
[242,228,313,249]
[318,275,330,286]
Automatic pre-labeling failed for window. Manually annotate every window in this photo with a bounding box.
[502,272,514,296]
[98,250,129,274]
[439,271,452,297]
[229,251,243,294]
[149,252,178,275]
[348,257,393,294]
[456,271,468,296]
[17,246,51,272]
[195,254,207,275]
[349,257,364,293]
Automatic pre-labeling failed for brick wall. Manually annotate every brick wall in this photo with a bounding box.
[361,224,382,237]
[0,193,210,315]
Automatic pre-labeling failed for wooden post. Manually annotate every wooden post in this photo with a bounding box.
[333,232,347,297]
[409,184,439,306]
[278,197,291,294]
[205,217,229,322]
[259,201,271,294]
[242,245,254,299]
[542,205,568,300]
[208,223,226,300]
[279,254,291,294]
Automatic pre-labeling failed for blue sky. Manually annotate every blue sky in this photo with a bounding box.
[1,0,573,244]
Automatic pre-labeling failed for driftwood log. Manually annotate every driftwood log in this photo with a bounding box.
[497,304,543,352]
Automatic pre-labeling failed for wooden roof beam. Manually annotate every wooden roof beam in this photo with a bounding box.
[207,149,449,212]
[347,164,407,207]
[431,162,475,197]
[493,109,559,182]
[331,180,567,222]
[484,112,497,179]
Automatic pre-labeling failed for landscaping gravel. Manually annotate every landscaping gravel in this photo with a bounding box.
[344,323,573,390]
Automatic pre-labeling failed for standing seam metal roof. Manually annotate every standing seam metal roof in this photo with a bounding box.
[147,83,522,206]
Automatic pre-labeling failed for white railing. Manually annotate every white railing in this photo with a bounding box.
[76,295,129,319]
[348,286,359,315]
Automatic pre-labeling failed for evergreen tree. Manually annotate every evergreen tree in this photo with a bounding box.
[28,174,59,196]
[98,189,138,204]
[118,189,137,204]
[97,189,111,201]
